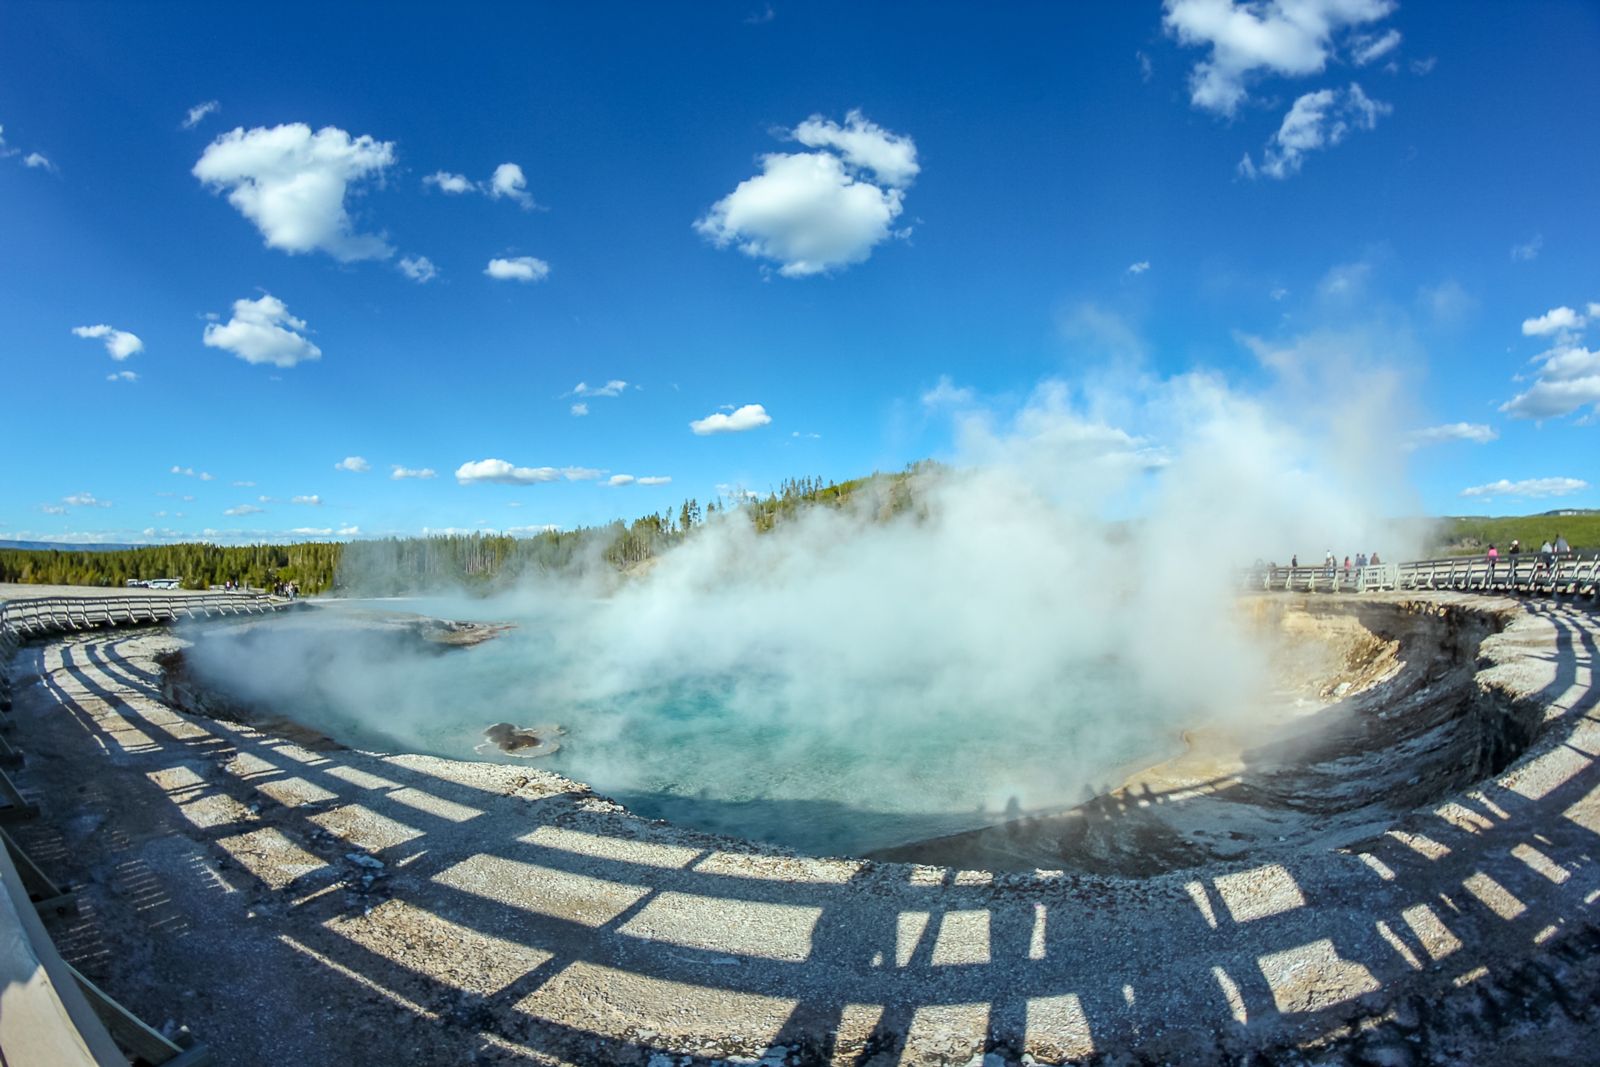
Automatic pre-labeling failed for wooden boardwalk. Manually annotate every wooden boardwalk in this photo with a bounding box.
[0,591,295,644]
[1247,554,1600,600]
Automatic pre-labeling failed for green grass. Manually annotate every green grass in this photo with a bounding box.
[1433,513,1600,556]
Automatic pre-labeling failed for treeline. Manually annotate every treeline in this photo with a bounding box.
[0,542,344,593]
[0,469,926,596]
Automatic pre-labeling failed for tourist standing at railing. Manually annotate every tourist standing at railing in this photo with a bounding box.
[1325,550,1336,577]
[1555,533,1571,555]
[1487,544,1499,581]
[1356,551,1368,572]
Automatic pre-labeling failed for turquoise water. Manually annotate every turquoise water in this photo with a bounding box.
[193,598,1185,857]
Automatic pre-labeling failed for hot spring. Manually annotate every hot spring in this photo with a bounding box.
[175,596,1206,857]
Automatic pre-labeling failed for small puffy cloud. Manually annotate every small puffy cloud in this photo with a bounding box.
[696,110,916,277]
[1241,83,1389,180]
[1522,305,1585,336]
[193,123,395,261]
[203,294,322,367]
[1163,0,1396,116]
[23,152,54,172]
[398,255,438,283]
[572,379,628,397]
[107,371,138,383]
[182,100,220,130]
[607,474,635,487]
[391,465,436,480]
[455,459,562,485]
[63,492,112,508]
[690,403,771,435]
[1316,259,1372,299]
[40,504,66,515]
[169,465,214,480]
[423,171,473,194]
[292,494,322,505]
[485,256,550,283]
[1350,28,1401,66]
[334,456,370,473]
[792,109,920,188]
[72,324,144,360]
[488,163,535,208]
[1127,261,1150,274]
[224,504,265,516]
[1405,422,1498,449]
[1461,477,1588,500]
[570,402,589,417]
[561,467,605,481]
[1511,235,1542,262]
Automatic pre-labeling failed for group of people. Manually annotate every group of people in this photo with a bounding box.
[1485,534,1572,573]
[1283,551,1384,576]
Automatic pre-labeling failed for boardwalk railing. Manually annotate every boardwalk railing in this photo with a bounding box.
[1244,553,1600,601]
[0,592,293,643]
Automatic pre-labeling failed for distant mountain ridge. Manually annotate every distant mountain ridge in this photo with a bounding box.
[0,539,140,553]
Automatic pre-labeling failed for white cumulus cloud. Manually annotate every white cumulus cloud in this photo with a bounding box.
[696,110,916,277]
[391,466,437,480]
[488,162,536,208]
[456,459,572,485]
[1163,0,1396,116]
[1127,261,1150,274]
[1241,83,1389,179]
[690,403,772,435]
[335,456,370,473]
[1500,344,1600,422]
[107,371,138,383]
[292,495,322,505]
[423,171,473,194]
[182,100,220,130]
[485,256,550,283]
[1522,305,1585,336]
[1460,477,1588,499]
[72,324,144,360]
[193,123,396,261]
[224,504,265,516]
[62,493,112,508]
[570,402,589,417]
[792,109,920,187]
[23,152,54,172]
[572,379,628,397]
[203,294,322,367]
[398,255,438,283]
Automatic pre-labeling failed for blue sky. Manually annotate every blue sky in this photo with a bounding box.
[2,1,1596,545]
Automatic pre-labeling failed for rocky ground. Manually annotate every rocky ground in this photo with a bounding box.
[2,593,1598,1065]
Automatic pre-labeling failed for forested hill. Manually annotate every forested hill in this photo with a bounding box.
[0,469,921,595]
[9,469,1582,596]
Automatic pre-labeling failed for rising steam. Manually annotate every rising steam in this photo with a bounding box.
[182,355,1424,856]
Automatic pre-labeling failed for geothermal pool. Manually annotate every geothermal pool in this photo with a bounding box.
[178,597,1200,857]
